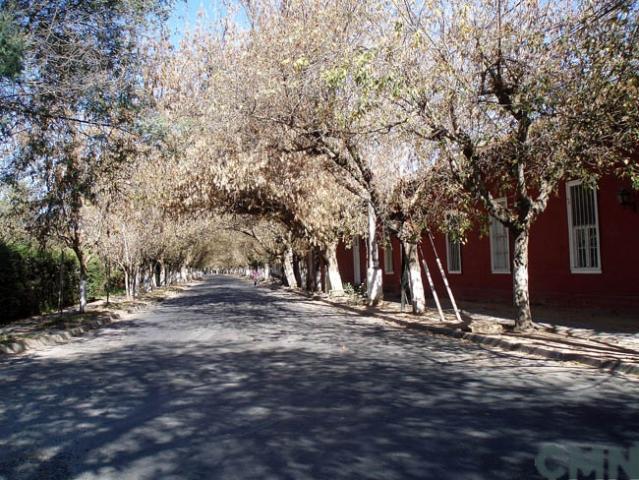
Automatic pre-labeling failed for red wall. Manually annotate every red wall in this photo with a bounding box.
[337,175,639,310]
[424,175,639,309]
[336,236,403,295]
[382,236,403,296]
[336,242,356,285]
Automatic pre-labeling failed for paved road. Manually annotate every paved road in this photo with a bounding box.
[1,276,638,480]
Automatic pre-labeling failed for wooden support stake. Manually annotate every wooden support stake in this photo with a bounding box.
[427,231,463,323]
[418,244,445,322]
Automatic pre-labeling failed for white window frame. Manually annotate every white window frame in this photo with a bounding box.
[566,180,602,274]
[445,233,462,274]
[383,241,394,274]
[489,198,511,274]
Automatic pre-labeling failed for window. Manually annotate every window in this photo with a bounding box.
[489,199,510,273]
[566,180,601,273]
[446,234,462,274]
[383,241,394,274]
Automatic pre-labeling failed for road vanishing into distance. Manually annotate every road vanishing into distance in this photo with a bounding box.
[1,276,638,479]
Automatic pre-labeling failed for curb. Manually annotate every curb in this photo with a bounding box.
[396,322,639,378]
[0,313,119,355]
[281,287,639,378]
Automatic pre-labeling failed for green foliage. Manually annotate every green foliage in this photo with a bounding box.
[0,241,122,323]
[343,282,366,297]
[343,282,355,295]
[0,242,78,323]
[0,12,24,80]
[322,66,348,89]
[86,257,106,299]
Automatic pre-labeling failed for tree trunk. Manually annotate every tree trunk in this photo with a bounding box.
[58,251,65,313]
[401,240,425,314]
[512,226,535,332]
[366,202,383,305]
[292,253,303,288]
[132,268,138,298]
[148,263,154,290]
[263,262,271,282]
[182,265,188,282]
[154,262,161,287]
[73,247,87,313]
[324,242,344,295]
[283,248,297,288]
[105,259,111,306]
[305,251,314,291]
[138,266,145,293]
[306,249,321,292]
[124,268,130,299]
[314,251,322,292]
[79,260,87,313]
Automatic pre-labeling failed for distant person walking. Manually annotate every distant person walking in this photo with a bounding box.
[251,270,259,286]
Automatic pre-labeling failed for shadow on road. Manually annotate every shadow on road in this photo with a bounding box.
[1,276,637,480]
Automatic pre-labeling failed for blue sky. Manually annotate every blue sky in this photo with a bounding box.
[166,0,217,43]
[166,0,247,45]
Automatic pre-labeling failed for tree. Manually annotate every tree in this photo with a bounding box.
[143,25,365,296]
[1,0,172,311]
[214,0,431,306]
[390,0,639,330]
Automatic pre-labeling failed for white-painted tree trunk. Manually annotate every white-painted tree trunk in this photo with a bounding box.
[512,226,534,332]
[124,269,130,299]
[401,240,425,314]
[263,263,271,281]
[313,251,322,292]
[324,242,344,295]
[366,202,383,305]
[57,252,65,313]
[73,248,87,313]
[133,268,139,298]
[148,264,154,290]
[79,273,87,313]
[283,248,297,288]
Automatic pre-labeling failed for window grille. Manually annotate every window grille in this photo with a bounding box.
[490,199,510,273]
[567,181,601,273]
[446,234,462,273]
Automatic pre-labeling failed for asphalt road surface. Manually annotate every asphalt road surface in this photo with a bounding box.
[1,276,638,480]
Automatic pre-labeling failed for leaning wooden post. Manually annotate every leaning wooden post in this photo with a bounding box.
[427,231,463,323]
[418,244,445,322]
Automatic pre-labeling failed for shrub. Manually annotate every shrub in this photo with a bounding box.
[0,241,82,323]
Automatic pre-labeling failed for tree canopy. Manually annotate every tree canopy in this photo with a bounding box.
[1,0,637,328]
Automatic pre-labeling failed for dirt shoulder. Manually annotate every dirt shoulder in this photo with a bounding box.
[0,282,199,355]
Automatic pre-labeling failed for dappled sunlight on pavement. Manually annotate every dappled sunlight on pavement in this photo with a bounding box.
[1,276,637,479]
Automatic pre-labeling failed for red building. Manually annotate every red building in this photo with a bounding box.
[336,175,639,310]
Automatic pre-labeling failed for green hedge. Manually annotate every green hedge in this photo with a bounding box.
[0,242,79,323]
[0,241,127,324]
[86,257,123,300]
